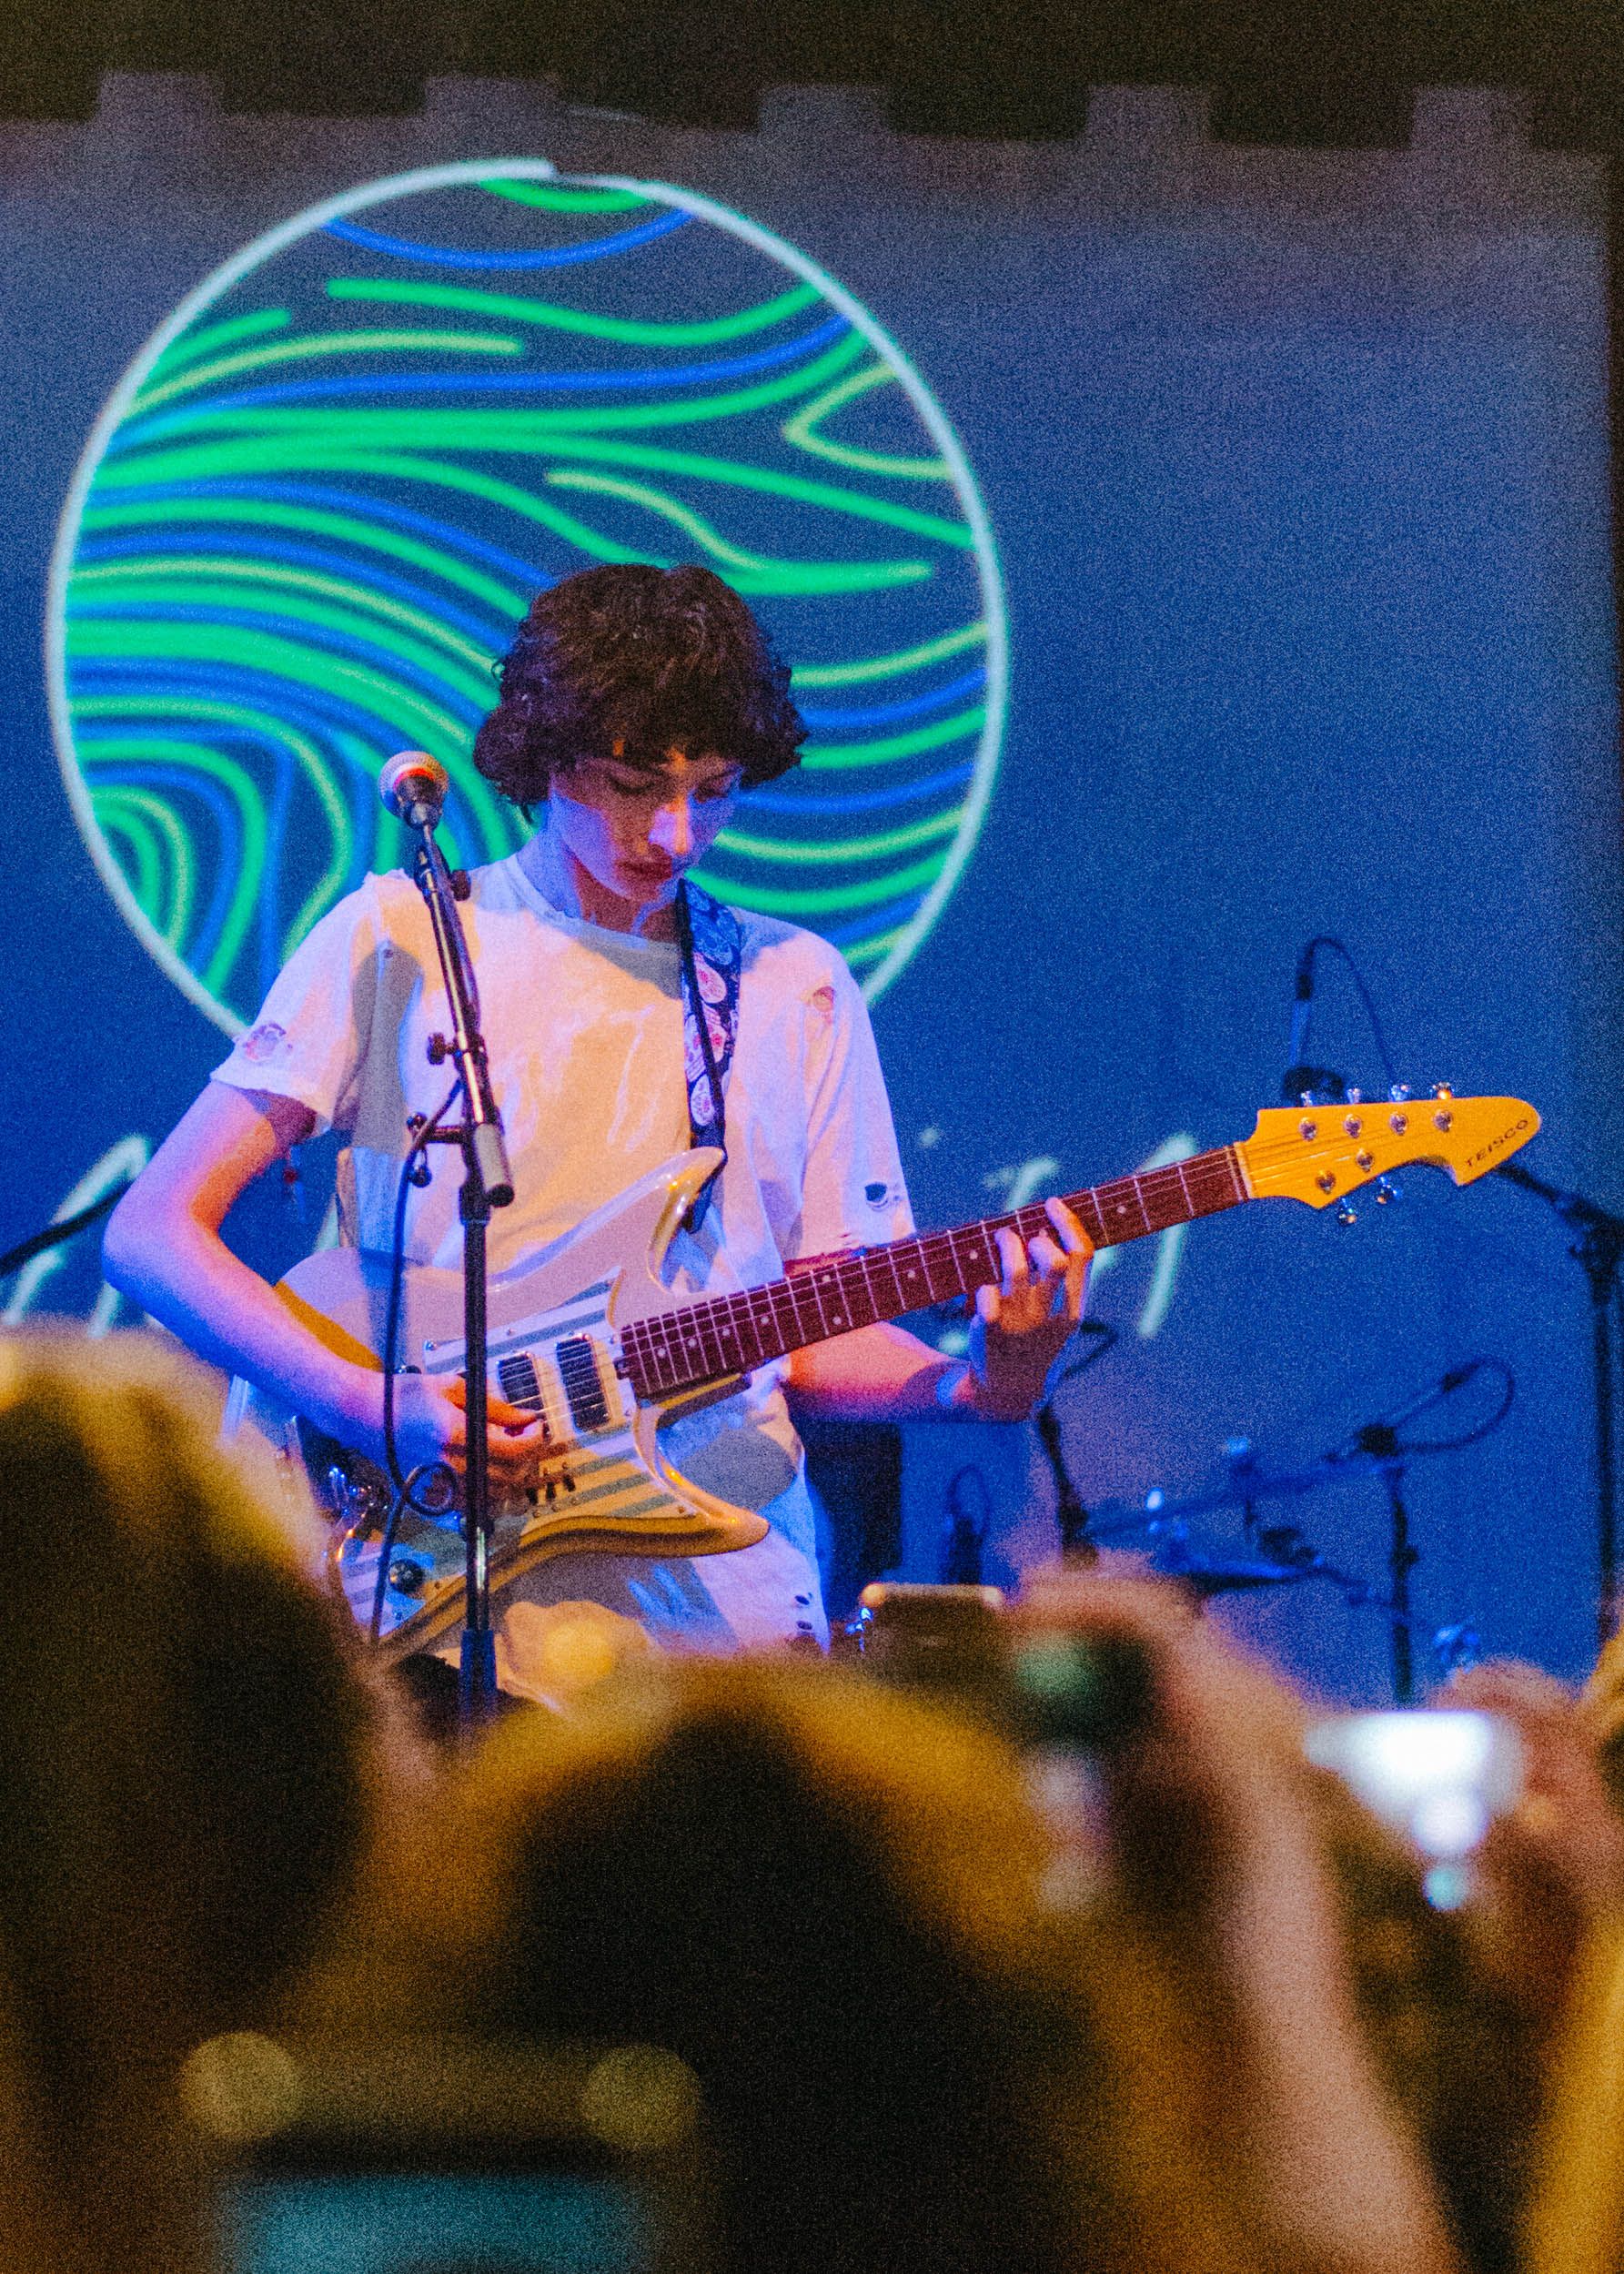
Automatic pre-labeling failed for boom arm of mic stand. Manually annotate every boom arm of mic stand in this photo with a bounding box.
[1496,1157,1624,1238]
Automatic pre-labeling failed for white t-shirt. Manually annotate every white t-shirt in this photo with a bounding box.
[214,849,913,1683]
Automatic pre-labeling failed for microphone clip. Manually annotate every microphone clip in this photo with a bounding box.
[1281,1062,1348,1106]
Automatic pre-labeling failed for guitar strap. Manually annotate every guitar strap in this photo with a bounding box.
[674,878,742,1232]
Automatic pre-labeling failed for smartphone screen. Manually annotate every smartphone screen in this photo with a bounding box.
[189,2035,707,2274]
[857,1582,1154,1752]
[221,2168,655,2274]
[1304,1708,1522,1908]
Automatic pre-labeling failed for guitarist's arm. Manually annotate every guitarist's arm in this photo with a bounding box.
[101,1082,541,1486]
[786,1200,1092,1426]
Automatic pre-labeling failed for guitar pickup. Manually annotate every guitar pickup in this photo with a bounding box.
[556,1335,610,1432]
[497,1351,542,1407]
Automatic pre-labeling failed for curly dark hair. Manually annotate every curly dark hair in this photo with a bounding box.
[472,563,806,804]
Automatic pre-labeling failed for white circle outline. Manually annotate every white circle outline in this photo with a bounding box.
[45,155,1004,1030]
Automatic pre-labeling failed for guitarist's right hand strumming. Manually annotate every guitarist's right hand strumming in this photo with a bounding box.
[384,1370,546,1490]
[102,1082,547,1491]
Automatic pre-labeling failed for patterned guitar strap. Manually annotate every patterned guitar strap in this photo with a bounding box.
[674,878,742,1233]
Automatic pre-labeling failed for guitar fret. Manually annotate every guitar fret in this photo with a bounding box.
[874,1243,909,1314]
[811,1264,855,1336]
[788,1268,826,1345]
[724,1290,762,1371]
[759,1285,794,1360]
[1080,1191,1109,1246]
[849,1257,883,1329]
[963,1221,1001,1288]
[1137,1171,1182,1237]
[703,1299,741,1376]
[922,1237,963,1305]
[891,1240,934,1311]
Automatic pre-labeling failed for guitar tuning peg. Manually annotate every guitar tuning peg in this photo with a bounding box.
[1374,1177,1401,1206]
[1388,1083,1412,1103]
[1346,1086,1363,1105]
[1432,1082,1454,1100]
[1336,1200,1358,1226]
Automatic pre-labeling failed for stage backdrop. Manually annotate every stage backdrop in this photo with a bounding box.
[3,76,1619,1698]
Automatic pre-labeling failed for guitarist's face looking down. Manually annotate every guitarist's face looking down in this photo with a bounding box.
[540,745,741,938]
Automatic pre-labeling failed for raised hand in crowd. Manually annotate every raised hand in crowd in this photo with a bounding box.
[1015,1572,1467,2274]
[1439,1657,1624,2037]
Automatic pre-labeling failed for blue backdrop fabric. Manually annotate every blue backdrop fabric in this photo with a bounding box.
[3,79,1620,1697]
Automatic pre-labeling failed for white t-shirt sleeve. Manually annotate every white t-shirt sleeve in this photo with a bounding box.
[211,879,383,1137]
[792,948,914,1258]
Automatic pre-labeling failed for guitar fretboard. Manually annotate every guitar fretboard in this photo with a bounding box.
[619,1144,1246,1400]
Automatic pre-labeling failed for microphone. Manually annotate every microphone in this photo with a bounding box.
[1288,941,1315,1067]
[1281,936,1347,1103]
[379,750,449,830]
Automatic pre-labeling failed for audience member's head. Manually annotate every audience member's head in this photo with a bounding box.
[316,1652,1244,2274]
[0,1329,387,2269]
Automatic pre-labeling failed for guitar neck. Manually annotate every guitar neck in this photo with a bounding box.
[620,1142,1249,1400]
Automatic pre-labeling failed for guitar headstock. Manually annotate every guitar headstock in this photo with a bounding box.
[1238,1087,1539,1210]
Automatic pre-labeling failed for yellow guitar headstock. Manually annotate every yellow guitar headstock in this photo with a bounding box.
[1238,1087,1540,1209]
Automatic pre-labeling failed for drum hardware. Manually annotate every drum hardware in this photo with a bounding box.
[1085,1359,1512,1694]
[1034,1321,1117,1566]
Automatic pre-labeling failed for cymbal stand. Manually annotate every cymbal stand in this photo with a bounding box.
[1256,1519,1480,1687]
[1497,1160,1624,1649]
[1349,1425,1416,1703]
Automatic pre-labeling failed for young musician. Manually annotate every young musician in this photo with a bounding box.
[104,565,1089,1693]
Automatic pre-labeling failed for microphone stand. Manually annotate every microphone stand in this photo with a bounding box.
[1496,1159,1624,1648]
[1323,1362,1489,1704]
[1035,1402,1094,1563]
[0,1182,130,1281]
[1035,1323,1117,1564]
[400,803,514,1730]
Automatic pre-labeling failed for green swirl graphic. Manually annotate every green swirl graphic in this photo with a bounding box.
[48,161,1006,1033]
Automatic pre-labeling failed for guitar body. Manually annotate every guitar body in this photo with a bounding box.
[235,1148,768,1659]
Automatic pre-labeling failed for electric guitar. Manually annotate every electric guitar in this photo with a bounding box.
[233,1087,1538,1656]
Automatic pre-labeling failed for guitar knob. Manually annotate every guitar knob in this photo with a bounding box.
[1336,1201,1358,1226]
[1374,1177,1401,1206]
[388,1558,427,1596]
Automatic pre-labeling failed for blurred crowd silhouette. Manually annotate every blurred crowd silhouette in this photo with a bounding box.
[5,1329,1624,2274]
